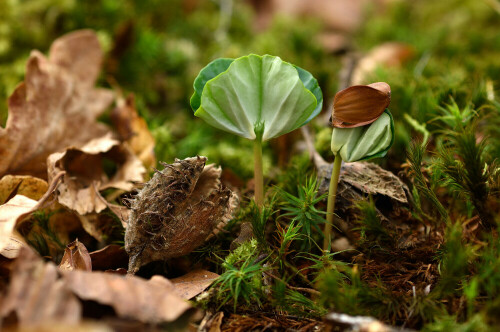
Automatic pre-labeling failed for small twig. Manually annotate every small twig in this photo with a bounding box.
[300,126,328,170]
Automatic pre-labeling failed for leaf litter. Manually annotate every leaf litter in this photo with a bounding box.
[0,29,223,330]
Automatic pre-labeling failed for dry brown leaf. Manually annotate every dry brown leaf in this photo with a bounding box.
[0,247,81,329]
[89,245,129,271]
[0,172,64,258]
[0,195,36,259]
[352,42,415,85]
[170,269,219,300]
[125,156,238,274]
[0,175,48,204]
[111,94,156,169]
[318,161,412,221]
[59,239,92,272]
[332,82,391,128]
[0,30,113,179]
[47,133,145,215]
[62,270,192,323]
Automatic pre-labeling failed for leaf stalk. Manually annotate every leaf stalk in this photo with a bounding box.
[324,155,342,251]
[254,138,264,208]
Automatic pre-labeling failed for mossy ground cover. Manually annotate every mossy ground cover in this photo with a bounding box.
[1,0,499,330]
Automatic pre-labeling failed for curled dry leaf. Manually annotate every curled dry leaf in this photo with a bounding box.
[62,271,192,323]
[58,239,92,272]
[0,247,81,329]
[0,30,113,179]
[111,94,156,169]
[125,156,238,274]
[0,195,37,259]
[2,246,193,329]
[0,175,48,204]
[318,161,412,221]
[47,133,145,215]
[0,172,64,258]
[170,269,219,300]
[332,82,391,128]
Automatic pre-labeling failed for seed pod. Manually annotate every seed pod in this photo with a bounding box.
[331,82,391,128]
[124,156,238,274]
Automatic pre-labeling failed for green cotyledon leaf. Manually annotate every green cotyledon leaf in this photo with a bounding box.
[191,54,321,141]
[331,109,394,162]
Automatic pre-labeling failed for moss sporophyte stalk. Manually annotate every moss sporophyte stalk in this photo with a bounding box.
[324,82,395,251]
[191,54,323,208]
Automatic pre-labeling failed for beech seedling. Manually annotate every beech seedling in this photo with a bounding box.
[324,82,395,250]
[191,54,323,207]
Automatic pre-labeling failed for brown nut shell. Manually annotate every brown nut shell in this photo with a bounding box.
[331,82,391,128]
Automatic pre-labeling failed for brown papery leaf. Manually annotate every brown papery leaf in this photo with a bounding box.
[0,175,48,204]
[62,271,192,323]
[331,82,391,128]
[0,195,36,259]
[0,30,113,179]
[0,172,64,258]
[47,133,145,215]
[0,247,81,328]
[59,239,92,272]
[125,156,238,274]
[111,94,156,169]
[170,269,219,300]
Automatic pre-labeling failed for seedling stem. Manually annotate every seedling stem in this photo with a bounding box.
[254,138,264,208]
[324,155,342,251]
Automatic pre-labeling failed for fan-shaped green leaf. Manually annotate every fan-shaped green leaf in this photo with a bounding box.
[331,109,394,162]
[193,54,318,141]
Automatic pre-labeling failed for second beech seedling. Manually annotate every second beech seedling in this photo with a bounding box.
[191,54,323,208]
[324,82,395,250]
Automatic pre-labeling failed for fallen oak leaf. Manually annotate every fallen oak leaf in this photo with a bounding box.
[0,175,48,204]
[1,245,193,328]
[0,247,81,328]
[170,269,219,300]
[47,133,145,215]
[0,30,113,179]
[0,172,65,258]
[317,161,412,222]
[125,156,238,274]
[58,239,92,272]
[0,195,36,259]
[61,270,192,323]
